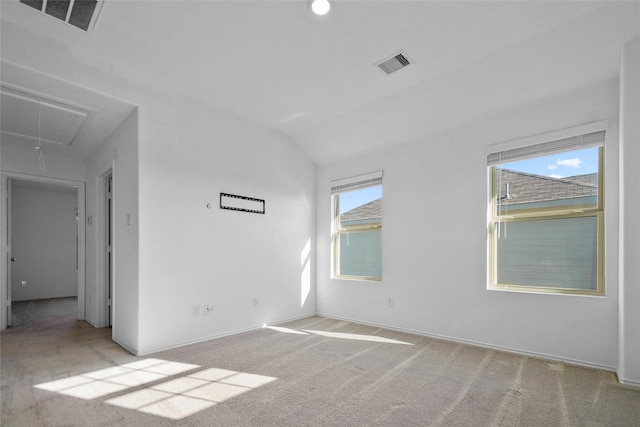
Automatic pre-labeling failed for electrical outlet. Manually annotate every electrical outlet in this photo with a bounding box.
[192,304,202,317]
[254,297,259,307]
[203,304,214,315]
[387,297,394,308]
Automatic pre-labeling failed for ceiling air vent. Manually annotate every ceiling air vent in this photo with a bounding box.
[375,51,413,75]
[20,0,103,32]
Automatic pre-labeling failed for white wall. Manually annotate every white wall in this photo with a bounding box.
[3,10,625,371]
[1,39,315,355]
[316,79,620,370]
[136,93,316,355]
[11,184,78,301]
[0,134,86,182]
[618,37,640,386]
[86,85,316,356]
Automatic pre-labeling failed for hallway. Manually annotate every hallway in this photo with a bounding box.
[9,297,78,330]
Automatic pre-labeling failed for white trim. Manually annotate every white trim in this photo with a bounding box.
[77,182,86,321]
[617,377,640,388]
[84,317,100,328]
[330,170,383,194]
[316,312,617,373]
[0,172,86,329]
[135,314,313,356]
[96,165,114,329]
[112,336,139,356]
[486,120,609,156]
[1,175,9,330]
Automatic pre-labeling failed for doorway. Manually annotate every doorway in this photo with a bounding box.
[1,174,86,330]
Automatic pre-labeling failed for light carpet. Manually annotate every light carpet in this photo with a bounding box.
[2,299,639,426]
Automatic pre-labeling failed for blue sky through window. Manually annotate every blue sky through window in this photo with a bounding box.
[339,185,382,214]
[500,147,598,179]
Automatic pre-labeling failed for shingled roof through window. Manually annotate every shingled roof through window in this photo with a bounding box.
[497,170,597,205]
[338,170,597,222]
[341,198,383,222]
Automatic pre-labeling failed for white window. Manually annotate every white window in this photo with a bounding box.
[488,130,604,295]
[331,172,383,281]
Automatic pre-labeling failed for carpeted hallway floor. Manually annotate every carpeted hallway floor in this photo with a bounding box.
[9,297,77,330]
[1,299,639,426]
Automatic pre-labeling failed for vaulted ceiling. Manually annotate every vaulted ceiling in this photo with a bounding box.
[1,1,638,164]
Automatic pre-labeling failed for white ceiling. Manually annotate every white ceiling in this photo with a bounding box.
[0,61,136,160]
[1,84,92,147]
[1,0,638,164]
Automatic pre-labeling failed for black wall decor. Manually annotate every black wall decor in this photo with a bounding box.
[220,193,265,214]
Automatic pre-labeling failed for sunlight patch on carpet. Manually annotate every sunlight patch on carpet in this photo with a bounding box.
[304,329,414,345]
[34,359,196,399]
[35,359,277,420]
[266,326,309,335]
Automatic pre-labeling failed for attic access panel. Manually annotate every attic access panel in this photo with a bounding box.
[20,0,101,31]
[0,85,92,147]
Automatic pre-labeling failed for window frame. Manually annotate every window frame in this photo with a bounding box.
[331,172,383,282]
[488,142,605,296]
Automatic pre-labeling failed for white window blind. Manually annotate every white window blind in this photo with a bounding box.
[331,171,383,194]
[487,131,605,166]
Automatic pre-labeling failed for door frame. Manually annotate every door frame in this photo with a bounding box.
[92,164,115,329]
[1,172,86,329]
[102,170,113,327]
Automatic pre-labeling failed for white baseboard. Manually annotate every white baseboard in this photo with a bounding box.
[617,376,640,388]
[136,313,314,357]
[122,311,627,383]
[316,312,617,373]
[112,336,139,356]
[83,318,99,328]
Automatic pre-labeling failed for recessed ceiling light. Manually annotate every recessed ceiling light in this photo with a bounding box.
[311,0,331,16]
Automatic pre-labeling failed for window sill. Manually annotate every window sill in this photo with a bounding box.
[332,275,382,283]
[488,284,605,297]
